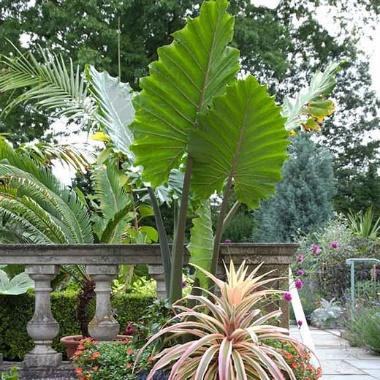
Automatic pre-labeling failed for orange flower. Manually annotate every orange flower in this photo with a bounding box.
[291,362,299,369]
[127,347,134,355]
[75,367,83,375]
[126,362,133,369]
[90,351,101,360]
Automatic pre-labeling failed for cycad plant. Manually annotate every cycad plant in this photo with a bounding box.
[136,261,320,379]
[0,0,341,304]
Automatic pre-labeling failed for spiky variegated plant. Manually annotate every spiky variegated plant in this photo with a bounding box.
[137,261,317,380]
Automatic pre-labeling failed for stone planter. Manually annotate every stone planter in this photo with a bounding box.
[60,335,130,359]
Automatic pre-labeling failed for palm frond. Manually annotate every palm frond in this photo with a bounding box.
[0,43,94,120]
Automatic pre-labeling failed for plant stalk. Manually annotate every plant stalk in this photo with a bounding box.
[210,176,233,277]
[169,157,193,303]
[222,200,240,232]
[148,186,171,295]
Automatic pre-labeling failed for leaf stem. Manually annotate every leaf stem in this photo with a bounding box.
[222,201,240,233]
[147,186,171,295]
[210,176,233,277]
[169,157,193,303]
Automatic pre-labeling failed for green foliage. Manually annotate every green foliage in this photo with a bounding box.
[345,308,380,353]
[0,138,93,244]
[221,208,255,242]
[190,76,288,207]
[88,66,135,159]
[188,201,214,288]
[254,134,336,242]
[0,290,153,360]
[0,269,33,295]
[0,45,91,119]
[0,368,19,380]
[131,0,240,187]
[282,62,341,132]
[347,207,380,240]
[73,339,154,380]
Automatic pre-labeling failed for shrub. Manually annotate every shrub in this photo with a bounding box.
[72,338,154,380]
[0,290,153,360]
[345,308,380,353]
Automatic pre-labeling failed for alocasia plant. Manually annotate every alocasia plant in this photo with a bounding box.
[0,0,341,304]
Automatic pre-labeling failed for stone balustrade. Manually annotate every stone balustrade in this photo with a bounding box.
[0,243,297,370]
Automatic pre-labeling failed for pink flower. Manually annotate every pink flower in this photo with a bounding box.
[311,244,321,256]
[297,320,303,328]
[283,292,292,302]
[224,239,232,243]
[296,254,305,263]
[329,241,339,249]
[296,269,305,276]
[295,278,304,290]
[124,323,135,336]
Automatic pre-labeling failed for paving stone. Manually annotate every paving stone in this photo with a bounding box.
[322,375,376,380]
[322,360,366,375]
[364,370,380,379]
[348,359,380,370]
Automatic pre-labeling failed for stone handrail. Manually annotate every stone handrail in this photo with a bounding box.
[0,243,297,368]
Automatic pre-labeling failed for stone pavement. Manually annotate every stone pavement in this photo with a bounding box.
[290,326,380,379]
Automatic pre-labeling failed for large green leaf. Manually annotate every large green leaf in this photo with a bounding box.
[282,62,341,131]
[92,164,132,241]
[89,66,135,159]
[188,201,214,289]
[0,269,34,295]
[189,76,288,209]
[131,0,240,186]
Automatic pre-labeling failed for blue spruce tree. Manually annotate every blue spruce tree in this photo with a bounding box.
[254,134,336,242]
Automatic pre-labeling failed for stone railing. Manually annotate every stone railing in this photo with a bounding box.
[0,243,296,370]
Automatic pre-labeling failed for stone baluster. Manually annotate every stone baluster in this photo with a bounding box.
[86,265,119,341]
[24,265,61,368]
[148,265,167,299]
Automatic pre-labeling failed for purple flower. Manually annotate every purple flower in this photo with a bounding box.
[297,320,303,328]
[296,268,305,276]
[224,239,232,243]
[295,278,304,290]
[283,292,292,302]
[329,241,339,249]
[311,244,321,256]
[296,254,305,263]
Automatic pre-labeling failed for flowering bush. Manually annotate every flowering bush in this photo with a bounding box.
[266,340,322,380]
[72,338,154,380]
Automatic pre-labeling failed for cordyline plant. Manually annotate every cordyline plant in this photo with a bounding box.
[0,0,341,304]
[136,261,319,379]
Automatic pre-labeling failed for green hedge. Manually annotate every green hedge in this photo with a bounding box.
[0,290,153,360]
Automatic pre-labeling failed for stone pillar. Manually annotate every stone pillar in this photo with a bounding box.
[148,265,167,300]
[24,265,61,368]
[86,265,119,341]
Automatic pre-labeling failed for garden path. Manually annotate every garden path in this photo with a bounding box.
[290,326,380,379]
